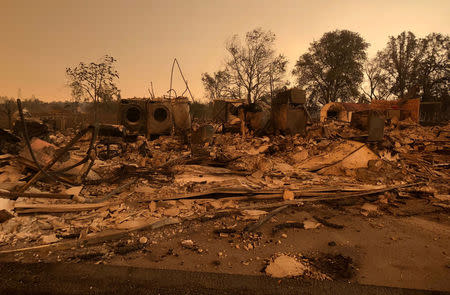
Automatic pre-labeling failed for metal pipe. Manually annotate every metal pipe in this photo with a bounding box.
[169,58,194,102]
[17,126,95,193]
[16,99,58,183]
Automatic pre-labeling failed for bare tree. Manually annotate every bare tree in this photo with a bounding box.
[224,28,288,104]
[360,55,392,102]
[201,70,233,100]
[66,55,120,122]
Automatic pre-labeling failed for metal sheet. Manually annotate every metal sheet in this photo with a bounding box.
[191,124,214,145]
[286,108,307,135]
[172,101,191,130]
[119,99,147,134]
[146,102,173,136]
[272,103,306,135]
[368,112,385,141]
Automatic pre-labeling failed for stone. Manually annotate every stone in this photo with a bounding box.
[72,195,86,203]
[282,190,294,201]
[149,201,157,212]
[139,236,148,244]
[265,255,306,278]
[0,209,14,224]
[181,239,194,247]
[41,234,59,244]
[116,217,158,230]
[0,198,14,212]
[434,194,450,201]
[361,203,378,216]
[241,209,267,220]
[292,149,309,162]
[0,165,24,183]
[247,144,269,155]
[164,208,180,217]
[65,186,83,198]
[0,182,24,191]
[274,162,294,174]
[135,186,155,194]
[251,170,264,179]
[242,209,267,216]
[303,219,321,229]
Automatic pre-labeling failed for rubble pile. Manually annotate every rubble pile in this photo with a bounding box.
[0,119,449,281]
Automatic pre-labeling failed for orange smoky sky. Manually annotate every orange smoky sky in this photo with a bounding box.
[1,0,449,102]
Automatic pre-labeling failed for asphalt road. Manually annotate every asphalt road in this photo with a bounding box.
[0,262,447,295]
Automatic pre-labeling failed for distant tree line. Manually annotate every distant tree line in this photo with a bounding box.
[0,96,120,130]
[0,97,16,129]
[0,96,54,129]
[202,28,449,107]
[2,29,447,126]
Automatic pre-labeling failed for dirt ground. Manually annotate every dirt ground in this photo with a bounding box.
[1,119,449,292]
[2,198,449,292]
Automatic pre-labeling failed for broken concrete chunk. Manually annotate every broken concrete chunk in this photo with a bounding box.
[41,234,59,244]
[434,194,450,202]
[361,203,378,212]
[251,170,264,179]
[273,162,295,174]
[242,209,267,219]
[0,209,14,224]
[0,165,25,183]
[292,149,309,162]
[72,195,86,203]
[209,200,225,209]
[181,239,194,248]
[339,146,379,169]
[297,140,379,174]
[379,150,400,162]
[135,186,156,194]
[19,138,59,165]
[163,208,180,217]
[116,217,159,230]
[0,182,25,191]
[0,198,15,212]
[85,170,101,181]
[282,190,294,201]
[265,255,307,278]
[25,187,44,194]
[433,203,450,209]
[246,144,270,155]
[361,203,378,216]
[65,186,83,198]
[149,201,157,212]
[303,219,321,229]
